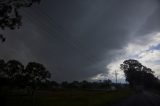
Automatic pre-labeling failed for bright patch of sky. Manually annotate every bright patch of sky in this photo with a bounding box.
[92,32,160,83]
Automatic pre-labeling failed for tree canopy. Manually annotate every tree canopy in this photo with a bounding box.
[25,62,51,89]
[120,59,158,88]
[0,59,51,89]
[0,0,41,42]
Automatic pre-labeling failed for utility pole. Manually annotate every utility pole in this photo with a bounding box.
[115,70,118,84]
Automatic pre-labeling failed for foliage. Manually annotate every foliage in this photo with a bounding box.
[6,60,25,87]
[120,59,159,88]
[0,59,7,86]
[25,62,51,90]
[0,0,41,30]
[0,0,41,42]
[0,59,51,90]
[60,80,112,90]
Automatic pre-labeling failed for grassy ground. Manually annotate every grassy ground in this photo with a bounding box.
[5,89,134,106]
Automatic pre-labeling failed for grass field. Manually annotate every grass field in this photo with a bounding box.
[5,89,134,106]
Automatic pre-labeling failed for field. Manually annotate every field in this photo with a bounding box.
[4,89,134,106]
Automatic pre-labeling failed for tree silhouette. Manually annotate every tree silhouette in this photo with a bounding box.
[6,60,24,79]
[81,80,90,89]
[0,59,51,95]
[25,62,51,94]
[61,81,69,88]
[0,59,7,87]
[6,60,25,88]
[0,0,41,42]
[120,59,158,88]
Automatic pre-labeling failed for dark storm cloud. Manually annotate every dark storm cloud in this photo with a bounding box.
[0,0,159,81]
[136,4,160,36]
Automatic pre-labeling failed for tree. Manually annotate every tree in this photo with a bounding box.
[81,80,90,89]
[120,59,158,88]
[25,62,51,94]
[0,59,51,96]
[0,0,41,42]
[6,60,24,79]
[0,59,7,87]
[6,60,25,88]
[0,59,5,76]
[69,81,80,88]
[0,59,7,106]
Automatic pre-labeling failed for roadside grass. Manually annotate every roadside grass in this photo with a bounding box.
[5,89,134,106]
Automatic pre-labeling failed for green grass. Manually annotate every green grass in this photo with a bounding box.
[5,89,134,106]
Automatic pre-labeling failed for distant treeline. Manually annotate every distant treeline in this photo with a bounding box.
[45,80,127,90]
[1,58,160,94]
[0,59,126,95]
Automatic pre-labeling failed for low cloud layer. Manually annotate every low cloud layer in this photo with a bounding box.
[93,33,160,83]
[0,0,160,82]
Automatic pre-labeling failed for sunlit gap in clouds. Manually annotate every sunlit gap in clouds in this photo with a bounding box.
[91,32,160,83]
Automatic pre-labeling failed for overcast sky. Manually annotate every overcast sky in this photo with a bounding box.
[0,0,160,82]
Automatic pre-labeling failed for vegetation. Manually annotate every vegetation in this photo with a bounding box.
[120,59,160,89]
[1,0,160,105]
[60,80,112,90]
[0,59,51,95]
[0,59,135,106]
[1,58,160,106]
[0,0,42,42]
[5,89,134,106]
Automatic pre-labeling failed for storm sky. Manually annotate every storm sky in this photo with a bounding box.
[1,0,160,82]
